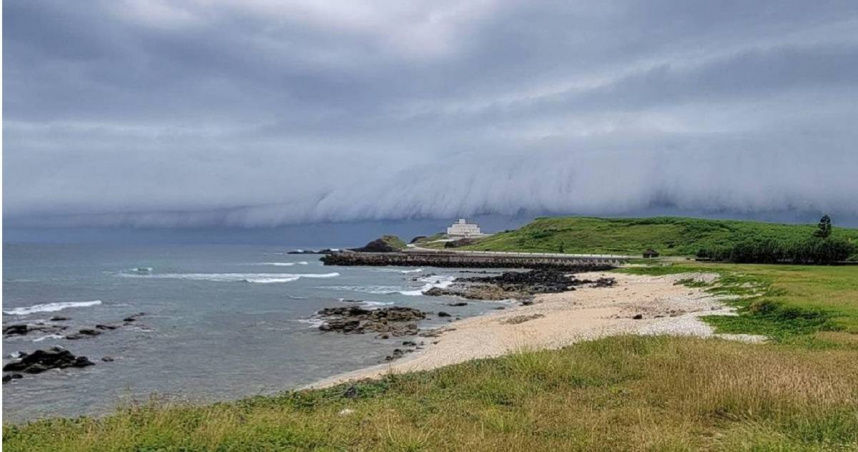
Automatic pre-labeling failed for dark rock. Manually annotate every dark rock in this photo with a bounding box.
[50,316,70,321]
[317,306,426,337]
[437,311,451,317]
[96,324,119,330]
[123,313,145,322]
[4,323,67,337]
[493,306,506,310]
[385,349,406,361]
[3,324,29,336]
[101,356,114,362]
[520,300,534,306]
[632,314,643,320]
[343,385,358,399]
[78,328,101,336]
[447,302,468,307]
[3,347,94,374]
[402,340,417,346]
[3,373,23,383]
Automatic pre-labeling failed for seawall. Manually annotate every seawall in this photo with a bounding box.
[320,250,626,269]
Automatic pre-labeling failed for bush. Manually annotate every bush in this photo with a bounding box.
[697,237,854,264]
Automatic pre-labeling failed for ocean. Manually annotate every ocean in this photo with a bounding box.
[2,243,505,422]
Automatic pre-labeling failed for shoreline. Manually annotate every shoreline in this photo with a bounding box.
[307,271,765,389]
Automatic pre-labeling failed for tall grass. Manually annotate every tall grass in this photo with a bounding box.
[5,337,858,451]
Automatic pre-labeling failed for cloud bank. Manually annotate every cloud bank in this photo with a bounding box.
[5,0,858,226]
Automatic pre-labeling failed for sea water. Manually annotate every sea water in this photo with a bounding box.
[2,243,503,422]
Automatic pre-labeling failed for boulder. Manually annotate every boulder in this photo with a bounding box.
[3,347,94,374]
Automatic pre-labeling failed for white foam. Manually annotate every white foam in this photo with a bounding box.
[400,268,423,274]
[362,301,394,308]
[400,275,455,296]
[4,300,102,316]
[120,272,339,283]
[296,318,325,328]
[33,334,65,342]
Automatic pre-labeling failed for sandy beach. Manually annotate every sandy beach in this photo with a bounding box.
[310,271,764,388]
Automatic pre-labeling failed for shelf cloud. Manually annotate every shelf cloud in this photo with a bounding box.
[5,0,858,226]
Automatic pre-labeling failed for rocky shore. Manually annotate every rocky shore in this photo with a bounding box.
[423,269,616,300]
[2,312,148,383]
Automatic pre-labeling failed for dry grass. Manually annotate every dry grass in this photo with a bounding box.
[5,336,858,451]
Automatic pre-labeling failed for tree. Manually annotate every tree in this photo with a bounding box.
[814,215,832,238]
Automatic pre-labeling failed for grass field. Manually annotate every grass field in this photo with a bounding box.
[455,216,858,259]
[5,262,858,451]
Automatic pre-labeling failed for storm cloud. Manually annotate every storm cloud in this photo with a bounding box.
[5,0,858,226]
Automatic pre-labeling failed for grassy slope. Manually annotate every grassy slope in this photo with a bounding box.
[462,216,858,258]
[5,264,858,451]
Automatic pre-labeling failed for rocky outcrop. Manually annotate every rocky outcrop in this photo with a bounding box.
[423,270,617,300]
[351,235,406,253]
[317,306,425,337]
[3,347,94,375]
[3,323,67,337]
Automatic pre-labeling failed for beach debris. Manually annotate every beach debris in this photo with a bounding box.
[3,347,94,375]
[338,408,355,416]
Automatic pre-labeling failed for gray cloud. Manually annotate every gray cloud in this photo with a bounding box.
[5,0,858,227]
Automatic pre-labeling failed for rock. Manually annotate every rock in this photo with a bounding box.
[493,306,506,310]
[96,324,119,330]
[343,385,358,399]
[50,316,70,321]
[3,373,23,383]
[437,311,451,317]
[351,235,405,253]
[385,348,406,361]
[3,324,29,336]
[520,300,534,306]
[101,356,114,362]
[447,302,468,307]
[402,340,417,346]
[78,329,101,336]
[3,347,94,374]
[632,314,643,320]
[4,323,67,337]
[123,313,145,322]
[317,306,426,337]
[502,314,545,325]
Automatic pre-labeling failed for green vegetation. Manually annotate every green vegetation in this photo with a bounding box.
[379,235,407,250]
[5,335,857,451]
[6,263,858,450]
[623,263,858,344]
[460,216,858,259]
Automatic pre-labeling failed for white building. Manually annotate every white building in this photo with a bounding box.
[446,219,483,238]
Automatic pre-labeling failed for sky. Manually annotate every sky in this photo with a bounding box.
[4,0,858,228]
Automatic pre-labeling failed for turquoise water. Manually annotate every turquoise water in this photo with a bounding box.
[2,243,503,422]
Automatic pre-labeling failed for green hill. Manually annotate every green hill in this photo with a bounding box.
[461,216,858,258]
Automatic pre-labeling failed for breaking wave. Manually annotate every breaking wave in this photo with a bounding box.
[119,272,339,283]
[4,300,103,316]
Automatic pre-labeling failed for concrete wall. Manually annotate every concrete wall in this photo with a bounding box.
[321,251,624,269]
